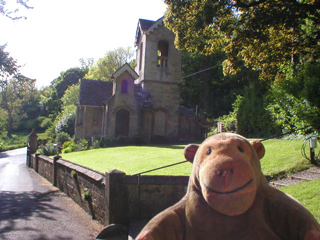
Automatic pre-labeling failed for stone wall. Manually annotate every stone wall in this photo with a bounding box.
[29,154,189,226]
[125,175,188,220]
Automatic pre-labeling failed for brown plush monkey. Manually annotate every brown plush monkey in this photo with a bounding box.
[136,133,320,240]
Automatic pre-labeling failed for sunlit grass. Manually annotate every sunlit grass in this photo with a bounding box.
[280,179,320,222]
[61,139,313,177]
[60,144,192,176]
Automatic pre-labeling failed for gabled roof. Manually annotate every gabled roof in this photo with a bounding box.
[79,79,113,106]
[139,19,156,32]
[111,62,139,80]
[135,16,164,46]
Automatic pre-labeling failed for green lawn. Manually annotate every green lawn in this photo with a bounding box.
[61,139,312,177]
[260,139,312,178]
[60,144,191,175]
[280,179,320,222]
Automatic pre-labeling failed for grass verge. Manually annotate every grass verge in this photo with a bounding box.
[280,179,320,223]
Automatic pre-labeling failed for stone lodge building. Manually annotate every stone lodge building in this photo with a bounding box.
[74,17,210,142]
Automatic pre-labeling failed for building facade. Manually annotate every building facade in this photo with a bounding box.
[75,17,210,142]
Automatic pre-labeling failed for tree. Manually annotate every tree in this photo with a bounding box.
[61,83,80,114]
[85,47,134,81]
[164,0,320,82]
[0,44,20,137]
[52,67,88,99]
[0,74,37,137]
[39,86,62,118]
[0,0,33,20]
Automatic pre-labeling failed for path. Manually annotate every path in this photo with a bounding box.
[269,166,320,188]
[0,148,103,240]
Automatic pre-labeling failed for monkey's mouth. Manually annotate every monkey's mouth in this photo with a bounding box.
[204,178,253,195]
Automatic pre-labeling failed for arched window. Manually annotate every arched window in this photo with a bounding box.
[157,40,169,67]
[121,80,128,93]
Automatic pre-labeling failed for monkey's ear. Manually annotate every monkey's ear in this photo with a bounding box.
[184,144,199,163]
[250,141,265,159]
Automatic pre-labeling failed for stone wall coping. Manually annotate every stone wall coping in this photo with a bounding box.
[125,175,189,185]
[58,158,105,182]
[38,154,54,164]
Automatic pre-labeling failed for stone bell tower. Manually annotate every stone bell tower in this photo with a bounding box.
[134,17,181,140]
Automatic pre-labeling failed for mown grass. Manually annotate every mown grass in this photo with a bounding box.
[60,144,191,175]
[61,139,313,177]
[280,178,320,222]
[260,139,312,178]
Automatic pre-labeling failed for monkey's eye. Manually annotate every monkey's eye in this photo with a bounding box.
[206,148,212,155]
[238,146,244,153]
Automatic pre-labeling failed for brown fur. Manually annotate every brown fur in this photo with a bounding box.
[136,133,320,240]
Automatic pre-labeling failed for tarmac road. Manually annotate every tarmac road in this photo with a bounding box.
[0,148,103,240]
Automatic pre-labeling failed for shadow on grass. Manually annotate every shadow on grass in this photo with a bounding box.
[148,144,186,150]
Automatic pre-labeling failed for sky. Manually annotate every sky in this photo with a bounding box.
[1,0,168,88]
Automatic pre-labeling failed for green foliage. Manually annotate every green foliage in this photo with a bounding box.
[40,117,53,130]
[278,62,320,109]
[61,139,88,153]
[181,50,237,118]
[0,72,39,136]
[53,68,87,99]
[85,47,134,81]
[56,131,70,144]
[62,141,78,153]
[0,139,4,151]
[0,107,8,133]
[61,83,80,110]
[81,187,91,201]
[233,83,281,138]
[0,131,28,151]
[39,87,62,119]
[70,169,77,179]
[164,0,320,82]
[267,86,319,133]
[38,143,60,156]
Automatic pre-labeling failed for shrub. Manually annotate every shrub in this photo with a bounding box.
[75,139,89,151]
[56,131,70,144]
[91,140,100,149]
[38,143,59,156]
[150,135,170,144]
[130,135,147,145]
[62,140,80,153]
[40,117,53,130]
[0,140,4,152]
[267,86,319,134]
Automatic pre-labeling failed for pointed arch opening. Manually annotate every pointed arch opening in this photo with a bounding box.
[115,109,130,137]
[157,40,169,67]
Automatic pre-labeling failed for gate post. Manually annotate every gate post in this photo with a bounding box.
[105,170,128,225]
[26,129,38,167]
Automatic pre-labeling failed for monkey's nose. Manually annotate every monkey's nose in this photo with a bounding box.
[218,168,234,177]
